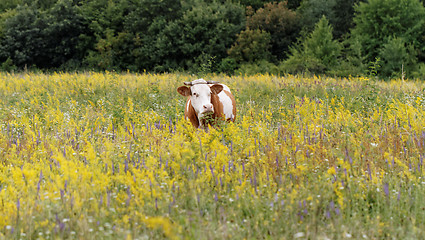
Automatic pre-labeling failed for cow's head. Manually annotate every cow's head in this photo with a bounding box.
[177,79,223,121]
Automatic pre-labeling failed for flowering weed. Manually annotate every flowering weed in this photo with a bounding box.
[0,72,425,239]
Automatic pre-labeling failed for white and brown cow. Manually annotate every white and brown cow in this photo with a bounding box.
[177,79,236,128]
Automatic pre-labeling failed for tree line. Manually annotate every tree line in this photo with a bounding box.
[0,0,425,79]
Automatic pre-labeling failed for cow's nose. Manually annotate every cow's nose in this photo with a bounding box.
[203,104,213,112]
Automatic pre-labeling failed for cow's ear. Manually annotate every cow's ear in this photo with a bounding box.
[210,84,223,94]
[177,86,191,96]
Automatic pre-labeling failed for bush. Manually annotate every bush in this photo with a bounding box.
[412,63,425,80]
[1,57,16,72]
[246,1,300,61]
[228,29,271,63]
[378,37,417,79]
[0,1,86,69]
[218,57,238,75]
[329,39,366,77]
[166,0,245,72]
[236,60,281,75]
[282,16,341,75]
[350,0,425,70]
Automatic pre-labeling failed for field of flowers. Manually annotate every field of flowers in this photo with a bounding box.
[0,72,425,239]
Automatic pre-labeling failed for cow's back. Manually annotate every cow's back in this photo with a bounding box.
[214,84,236,122]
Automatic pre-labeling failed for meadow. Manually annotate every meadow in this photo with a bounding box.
[0,72,425,239]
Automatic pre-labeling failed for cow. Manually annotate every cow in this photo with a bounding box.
[177,79,236,129]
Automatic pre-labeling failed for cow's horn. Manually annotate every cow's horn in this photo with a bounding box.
[184,81,193,86]
[207,81,219,84]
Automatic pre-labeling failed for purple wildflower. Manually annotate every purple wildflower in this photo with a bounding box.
[326,210,331,219]
[384,183,389,198]
[276,156,279,169]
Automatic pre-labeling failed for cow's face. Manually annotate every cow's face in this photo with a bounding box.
[178,83,223,119]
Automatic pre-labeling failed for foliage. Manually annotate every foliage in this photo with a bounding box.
[297,0,361,39]
[0,6,47,68]
[0,1,86,69]
[79,0,245,72]
[283,16,341,74]
[227,28,271,63]
[246,1,300,61]
[171,0,245,72]
[0,57,17,72]
[237,0,273,10]
[0,0,425,77]
[238,0,301,10]
[330,0,362,39]
[328,38,366,77]
[286,0,303,9]
[237,59,282,75]
[378,37,418,79]
[44,0,87,68]
[0,8,17,38]
[297,0,336,31]
[218,57,238,74]
[368,57,381,78]
[350,0,425,77]
[78,0,141,70]
[1,72,425,239]
[0,0,24,12]
[130,0,184,71]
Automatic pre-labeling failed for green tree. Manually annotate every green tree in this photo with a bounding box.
[0,0,23,12]
[246,1,300,61]
[0,6,48,68]
[331,0,362,39]
[89,30,136,70]
[179,0,245,71]
[283,16,341,74]
[227,28,272,63]
[0,0,87,69]
[298,0,361,39]
[79,0,138,43]
[378,37,417,78]
[330,38,366,77]
[79,0,141,70]
[125,0,184,71]
[124,0,182,33]
[238,0,273,10]
[79,0,186,71]
[287,0,302,9]
[135,0,245,72]
[297,0,336,30]
[350,0,425,72]
[0,8,17,38]
[44,0,87,69]
[237,0,301,10]
[32,0,61,9]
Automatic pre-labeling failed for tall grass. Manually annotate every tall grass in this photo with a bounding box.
[0,72,425,239]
